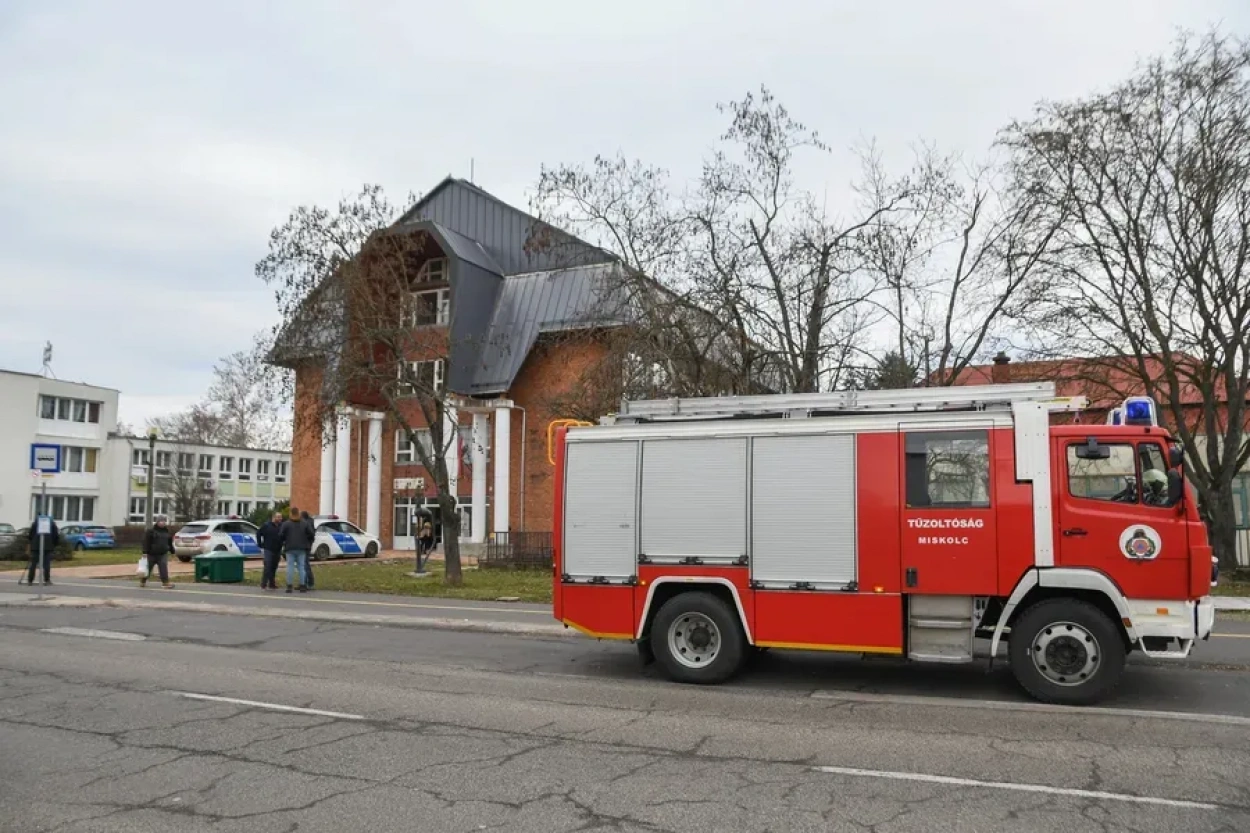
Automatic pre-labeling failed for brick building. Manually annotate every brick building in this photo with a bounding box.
[280,177,644,551]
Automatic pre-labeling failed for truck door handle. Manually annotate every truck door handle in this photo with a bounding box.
[1063,528,1088,537]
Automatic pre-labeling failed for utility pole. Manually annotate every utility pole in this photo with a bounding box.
[145,428,157,528]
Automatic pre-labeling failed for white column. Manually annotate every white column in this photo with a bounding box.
[319,422,336,516]
[334,412,351,519]
[470,412,488,543]
[493,406,510,536]
[442,404,459,501]
[365,416,382,537]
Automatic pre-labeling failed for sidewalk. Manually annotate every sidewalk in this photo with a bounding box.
[0,550,470,580]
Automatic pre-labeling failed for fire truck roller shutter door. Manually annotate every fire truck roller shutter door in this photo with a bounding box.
[751,433,857,588]
[640,437,747,563]
[562,440,639,581]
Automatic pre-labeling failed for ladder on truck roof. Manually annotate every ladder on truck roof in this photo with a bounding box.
[610,382,1089,423]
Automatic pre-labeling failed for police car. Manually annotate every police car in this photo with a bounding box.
[311,516,380,560]
[172,517,263,563]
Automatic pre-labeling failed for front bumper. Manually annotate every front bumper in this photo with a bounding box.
[1126,597,1215,659]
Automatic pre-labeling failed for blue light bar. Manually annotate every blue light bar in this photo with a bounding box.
[1122,396,1158,427]
[1106,407,1124,425]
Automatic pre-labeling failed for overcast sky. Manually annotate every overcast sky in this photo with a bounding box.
[1,0,1245,428]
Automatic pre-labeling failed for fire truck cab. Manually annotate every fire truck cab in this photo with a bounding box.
[551,382,1217,705]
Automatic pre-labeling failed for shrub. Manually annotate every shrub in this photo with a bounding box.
[2,535,73,562]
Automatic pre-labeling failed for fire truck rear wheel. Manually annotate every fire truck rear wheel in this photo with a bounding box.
[652,592,745,685]
[1008,598,1126,706]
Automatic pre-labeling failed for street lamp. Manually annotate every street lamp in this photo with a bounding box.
[145,428,157,529]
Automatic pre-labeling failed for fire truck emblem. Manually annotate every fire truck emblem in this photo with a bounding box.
[1119,525,1162,561]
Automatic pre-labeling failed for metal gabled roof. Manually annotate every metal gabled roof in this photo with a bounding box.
[467,262,630,394]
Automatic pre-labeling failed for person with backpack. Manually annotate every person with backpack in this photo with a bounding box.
[140,515,176,589]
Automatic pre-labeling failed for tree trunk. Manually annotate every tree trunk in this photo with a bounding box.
[1201,482,1242,572]
[439,492,463,586]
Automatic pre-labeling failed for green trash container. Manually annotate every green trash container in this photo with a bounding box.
[194,553,246,583]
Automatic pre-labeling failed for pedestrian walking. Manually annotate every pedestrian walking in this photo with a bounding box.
[140,515,176,589]
[22,516,59,586]
[300,511,316,590]
[279,507,312,594]
[257,511,284,591]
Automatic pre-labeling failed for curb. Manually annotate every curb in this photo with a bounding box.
[0,594,576,639]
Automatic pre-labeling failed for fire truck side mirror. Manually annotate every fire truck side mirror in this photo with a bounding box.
[1074,438,1111,460]
[1168,444,1184,468]
[1166,469,1184,508]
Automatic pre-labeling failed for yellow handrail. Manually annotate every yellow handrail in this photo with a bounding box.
[547,419,592,465]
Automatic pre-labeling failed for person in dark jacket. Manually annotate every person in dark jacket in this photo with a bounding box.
[140,515,176,588]
[300,511,316,590]
[23,516,60,586]
[256,511,284,590]
[278,507,313,593]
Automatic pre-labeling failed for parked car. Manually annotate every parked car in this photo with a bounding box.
[172,517,262,563]
[61,524,116,551]
[0,523,19,549]
[311,516,380,560]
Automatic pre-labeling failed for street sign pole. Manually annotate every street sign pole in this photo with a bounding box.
[39,481,47,589]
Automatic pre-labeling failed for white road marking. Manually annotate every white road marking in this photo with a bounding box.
[40,627,146,641]
[811,689,1250,726]
[812,765,1219,810]
[174,691,365,720]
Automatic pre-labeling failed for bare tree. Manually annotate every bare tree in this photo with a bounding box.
[533,86,910,398]
[1005,29,1250,568]
[260,186,471,585]
[857,145,1065,385]
[155,443,215,523]
[146,337,291,450]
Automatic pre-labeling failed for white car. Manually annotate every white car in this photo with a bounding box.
[311,516,380,560]
[173,517,263,563]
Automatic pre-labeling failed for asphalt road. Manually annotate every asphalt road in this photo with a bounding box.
[2,601,1250,832]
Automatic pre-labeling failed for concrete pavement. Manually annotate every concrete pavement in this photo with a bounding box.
[1,603,1249,831]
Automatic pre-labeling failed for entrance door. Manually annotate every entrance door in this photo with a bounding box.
[1057,437,1189,599]
[392,497,418,550]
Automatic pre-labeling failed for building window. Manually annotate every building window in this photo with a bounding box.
[904,430,991,509]
[177,453,195,473]
[219,457,234,480]
[38,396,103,424]
[132,449,150,467]
[257,459,270,481]
[72,400,87,422]
[237,501,252,516]
[155,451,172,475]
[152,498,169,517]
[397,360,445,397]
[396,429,433,464]
[198,454,214,475]
[274,461,288,483]
[39,396,56,419]
[61,447,99,473]
[238,458,252,481]
[406,288,450,327]
[57,398,71,420]
[216,501,231,516]
[129,497,147,523]
[81,497,95,522]
[256,501,269,513]
[88,402,101,423]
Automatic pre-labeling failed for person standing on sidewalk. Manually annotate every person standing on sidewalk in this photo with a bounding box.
[300,510,316,591]
[22,515,59,586]
[279,507,312,594]
[140,515,176,589]
[256,511,284,591]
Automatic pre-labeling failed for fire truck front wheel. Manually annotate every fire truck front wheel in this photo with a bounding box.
[652,592,746,685]
[1008,599,1126,706]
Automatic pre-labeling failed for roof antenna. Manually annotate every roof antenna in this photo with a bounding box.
[470,158,475,184]
[41,341,57,379]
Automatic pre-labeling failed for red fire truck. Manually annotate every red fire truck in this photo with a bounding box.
[551,382,1217,705]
